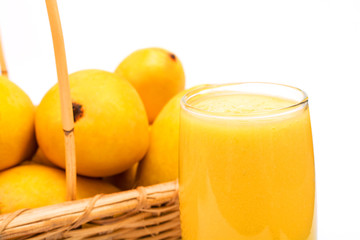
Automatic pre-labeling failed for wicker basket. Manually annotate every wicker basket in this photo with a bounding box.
[0,1,181,239]
[0,181,180,239]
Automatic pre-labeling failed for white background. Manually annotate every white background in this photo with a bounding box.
[1,1,359,239]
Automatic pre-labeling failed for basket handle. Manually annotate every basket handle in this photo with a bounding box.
[0,30,8,77]
[45,0,77,201]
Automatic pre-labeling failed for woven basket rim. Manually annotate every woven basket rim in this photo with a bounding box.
[0,181,179,239]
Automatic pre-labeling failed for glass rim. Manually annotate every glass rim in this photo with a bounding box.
[181,82,309,119]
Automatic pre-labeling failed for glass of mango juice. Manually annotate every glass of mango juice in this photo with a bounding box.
[179,83,316,240]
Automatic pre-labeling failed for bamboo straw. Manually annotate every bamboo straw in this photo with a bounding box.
[45,0,77,201]
[0,30,8,77]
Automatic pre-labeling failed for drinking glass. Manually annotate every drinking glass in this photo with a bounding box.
[179,82,316,240]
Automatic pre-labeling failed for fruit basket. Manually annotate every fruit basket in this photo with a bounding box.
[0,1,181,239]
[0,181,180,239]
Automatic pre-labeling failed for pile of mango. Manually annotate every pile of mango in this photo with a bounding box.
[0,48,195,214]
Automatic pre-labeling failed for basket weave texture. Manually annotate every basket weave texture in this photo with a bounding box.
[0,181,180,240]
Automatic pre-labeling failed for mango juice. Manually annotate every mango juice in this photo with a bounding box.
[179,88,316,240]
